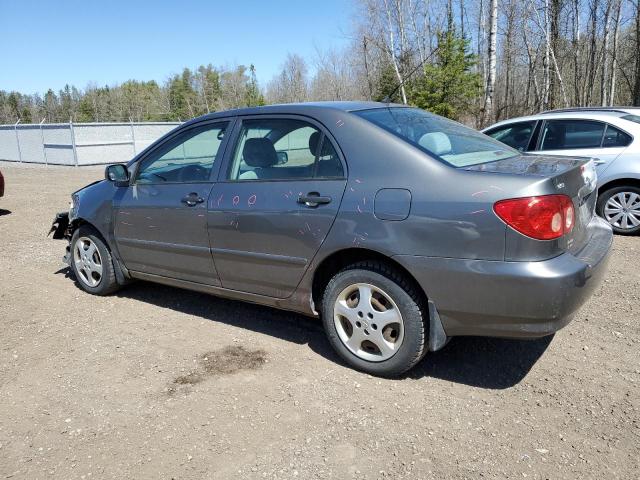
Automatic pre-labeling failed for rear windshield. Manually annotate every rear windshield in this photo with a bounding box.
[354,107,519,167]
[621,114,640,125]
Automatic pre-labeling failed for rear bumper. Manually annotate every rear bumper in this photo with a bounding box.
[394,216,613,339]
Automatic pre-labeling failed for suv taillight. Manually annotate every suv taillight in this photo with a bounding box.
[494,194,575,240]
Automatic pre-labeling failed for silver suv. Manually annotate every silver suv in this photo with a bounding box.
[484,108,640,234]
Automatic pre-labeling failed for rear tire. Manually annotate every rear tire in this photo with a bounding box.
[597,186,640,235]
[321,261,428,377]
[70,226,120,295]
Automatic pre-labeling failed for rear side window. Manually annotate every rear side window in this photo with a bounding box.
[485,121,536,152]
[602,124,632,147]
[540,120,605,150]
[228,118,343,181]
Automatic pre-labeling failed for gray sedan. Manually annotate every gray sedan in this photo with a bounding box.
[50,102,612,376]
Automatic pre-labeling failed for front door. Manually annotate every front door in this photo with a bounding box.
[114,121,231,285]
[208,116,347,298]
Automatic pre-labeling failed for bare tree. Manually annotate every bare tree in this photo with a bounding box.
[483,0,498,122]
[608,0,623,104]
[266,54,309,104]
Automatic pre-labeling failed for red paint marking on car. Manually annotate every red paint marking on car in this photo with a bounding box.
[232,195,240,206]
[248,194,257,206]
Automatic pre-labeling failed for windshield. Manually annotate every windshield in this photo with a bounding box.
[354,107,519,167]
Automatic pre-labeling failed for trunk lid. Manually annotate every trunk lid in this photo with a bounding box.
[466,154,598,254]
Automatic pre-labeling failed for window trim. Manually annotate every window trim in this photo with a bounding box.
[217,113,347,184]
[527,120,542,151]
[128,118,235,186]
[535,118,634,151]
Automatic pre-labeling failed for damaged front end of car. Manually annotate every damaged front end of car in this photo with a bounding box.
[48,193,80,263]
[49,211,70,239]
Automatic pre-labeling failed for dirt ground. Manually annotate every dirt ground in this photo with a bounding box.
[0,162,638,479]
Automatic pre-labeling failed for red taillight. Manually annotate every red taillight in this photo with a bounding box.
[494,194,575,240]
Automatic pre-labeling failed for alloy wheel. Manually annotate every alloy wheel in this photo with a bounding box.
[333,283,404,362]
[73,237,103,287]
[604,191,640,231]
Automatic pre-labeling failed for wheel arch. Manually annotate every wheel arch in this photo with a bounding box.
[68,217,131,284]
[311,247,429,313]
[598,177,640,196]
[69,216,113,245]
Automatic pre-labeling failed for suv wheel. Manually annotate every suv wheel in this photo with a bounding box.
[597,186,640,235]
[70,226,120,295]
[321,261,427,377]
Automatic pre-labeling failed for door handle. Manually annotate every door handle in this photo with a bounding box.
[297,192,332,208]
[593,158,606,165]
[181,193,205,207]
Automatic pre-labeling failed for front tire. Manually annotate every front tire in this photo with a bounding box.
[597,186,640,235]
[70,226,120,295]
[321,261,428,377]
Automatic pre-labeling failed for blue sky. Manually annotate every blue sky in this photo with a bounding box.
[0,0,354,95]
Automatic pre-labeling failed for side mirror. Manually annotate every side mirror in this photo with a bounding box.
[276,151,289,165]
[105,164,129,185]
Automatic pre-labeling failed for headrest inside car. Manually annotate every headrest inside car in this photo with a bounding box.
[308,131,321,157]
[418,132,452,156]
[243,138,278,167]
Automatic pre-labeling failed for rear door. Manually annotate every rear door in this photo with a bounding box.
[532,119,631,174]
[114,120,232,285]
[208,115,347,298]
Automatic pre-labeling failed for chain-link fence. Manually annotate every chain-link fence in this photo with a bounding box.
[0,121,181,166]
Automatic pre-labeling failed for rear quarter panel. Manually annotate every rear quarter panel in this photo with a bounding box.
[309,110,513,262]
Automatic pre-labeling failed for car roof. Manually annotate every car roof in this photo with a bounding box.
[184,101,406,125]
[541,107,640,114]
[483,110,638,131]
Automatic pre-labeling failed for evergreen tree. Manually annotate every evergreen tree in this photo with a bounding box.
[373,61,404,103]
[168,68,197,120]
[409,29,481,119]
[245,64,265,107]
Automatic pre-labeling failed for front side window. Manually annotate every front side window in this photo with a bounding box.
[540,120,605,150]
[486,121,536,152]
[136,122,228,183]
[354,107,519,167]
[228,118,343,180]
